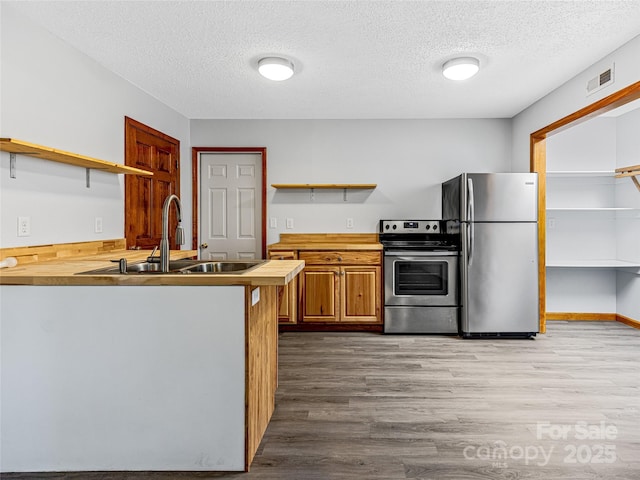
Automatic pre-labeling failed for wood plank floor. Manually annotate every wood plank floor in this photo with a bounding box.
[6,321,640,479]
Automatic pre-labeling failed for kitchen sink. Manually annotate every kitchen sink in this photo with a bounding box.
[180,261,264,273]
[77,259,266,275]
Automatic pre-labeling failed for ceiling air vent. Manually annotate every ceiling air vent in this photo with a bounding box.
[586,64,615,96]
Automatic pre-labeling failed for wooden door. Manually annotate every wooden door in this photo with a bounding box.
[299,266,340,322]
[124,117,180,250]
[341,266,381,323]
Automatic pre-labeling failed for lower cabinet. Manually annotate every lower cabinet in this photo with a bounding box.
[268,250,297,323]
[298,251,382,324]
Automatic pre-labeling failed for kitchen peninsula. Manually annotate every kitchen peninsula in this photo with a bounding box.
[0,241,304,473]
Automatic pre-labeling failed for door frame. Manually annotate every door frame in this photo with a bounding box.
[191,147,268,258]
[530,80,640,334]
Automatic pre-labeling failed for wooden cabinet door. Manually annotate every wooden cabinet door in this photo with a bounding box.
[341,266,382,323]
[268,251,297,324]
[299,266,340,322]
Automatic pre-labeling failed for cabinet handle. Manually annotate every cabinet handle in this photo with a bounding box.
[200,243,208,249]
[338,256,343,262]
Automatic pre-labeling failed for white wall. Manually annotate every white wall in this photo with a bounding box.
[0,5,191,248]
[191,119,512,244]
[511,34,640,173]
[545,118,618,314]
[546,118,618,263]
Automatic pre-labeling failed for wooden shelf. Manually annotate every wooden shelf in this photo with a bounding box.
[271,183,376,189]
[615,164,640,192]
[0,138,153,176]
[272,184,376,201]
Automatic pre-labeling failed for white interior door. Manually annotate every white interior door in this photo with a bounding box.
[199,152,262,260]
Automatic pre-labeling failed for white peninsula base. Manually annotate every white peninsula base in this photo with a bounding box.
[1,284,275,472]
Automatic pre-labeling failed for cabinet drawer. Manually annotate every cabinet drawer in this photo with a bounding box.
[299,251,381,265]
[269,250,297,260]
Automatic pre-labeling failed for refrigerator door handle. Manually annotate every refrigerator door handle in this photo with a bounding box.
[467,177,474,265]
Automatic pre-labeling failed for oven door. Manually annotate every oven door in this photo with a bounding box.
[384,251,458,306]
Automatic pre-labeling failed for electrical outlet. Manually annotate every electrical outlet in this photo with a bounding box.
[548,218,556,229]
[94,217,103,233]
[286,218,294,229]
[17,216,31,237]
[251,287,260,306]
[269,217,277,229]
[346,218,354,229]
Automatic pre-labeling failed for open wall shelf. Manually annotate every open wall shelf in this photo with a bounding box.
[271,183,377,201]
[1,138,153,187]
[271,183,376,189]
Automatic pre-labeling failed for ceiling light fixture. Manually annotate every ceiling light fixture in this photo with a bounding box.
[442,57,480,81]
[258,57,294,81]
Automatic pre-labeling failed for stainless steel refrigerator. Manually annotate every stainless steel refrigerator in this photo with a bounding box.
[442,173,539,338]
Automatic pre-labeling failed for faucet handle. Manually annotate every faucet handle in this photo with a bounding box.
[111,258,128,274]
[147,245,159,263]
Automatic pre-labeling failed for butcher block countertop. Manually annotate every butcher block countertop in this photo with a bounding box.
[268,233,382,251]
[0,245,304,287]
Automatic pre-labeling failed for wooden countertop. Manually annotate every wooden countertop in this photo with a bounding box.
[268,233,382,251]
[0,249,304,287]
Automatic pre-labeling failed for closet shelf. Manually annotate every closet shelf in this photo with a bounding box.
[0,138,153,178]
[615,164,640,192]
[547,170,615,177]
[546,207,638,211]
[547,259,640,269]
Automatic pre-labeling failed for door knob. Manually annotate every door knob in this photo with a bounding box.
[200,243,208,249]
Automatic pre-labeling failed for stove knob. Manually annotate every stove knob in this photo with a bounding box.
[425,224,431,230]
[392,224,397,230]
[385,224,389,230]
[433,224,438,230]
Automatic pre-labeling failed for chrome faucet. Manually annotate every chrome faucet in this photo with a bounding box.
[160,194,185,272]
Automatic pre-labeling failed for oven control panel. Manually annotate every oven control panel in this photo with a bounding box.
[379,220,444,234]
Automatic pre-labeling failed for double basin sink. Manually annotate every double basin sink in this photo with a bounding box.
[78,259,266,275]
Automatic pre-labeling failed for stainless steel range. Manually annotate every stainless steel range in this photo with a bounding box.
[379,220,460,334]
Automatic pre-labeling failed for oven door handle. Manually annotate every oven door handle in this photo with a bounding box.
[384,250,458,257]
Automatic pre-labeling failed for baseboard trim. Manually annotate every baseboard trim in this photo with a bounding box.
[546,312,616,321]
[546,312,640,330]
[616,314,640,330]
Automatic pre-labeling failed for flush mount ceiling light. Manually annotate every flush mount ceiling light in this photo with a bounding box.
[442,57,480,81]
[258,57,294,81]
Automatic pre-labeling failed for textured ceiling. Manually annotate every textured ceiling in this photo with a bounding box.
[5,0,640,119]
